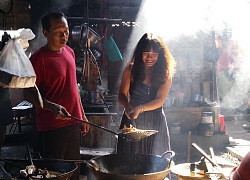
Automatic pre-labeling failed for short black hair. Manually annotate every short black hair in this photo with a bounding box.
[42,11,66,32]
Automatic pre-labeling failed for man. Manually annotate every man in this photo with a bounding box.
[23,11,89,179]
[0,32,13,157]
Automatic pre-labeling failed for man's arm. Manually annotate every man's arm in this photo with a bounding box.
[23,86,70,119]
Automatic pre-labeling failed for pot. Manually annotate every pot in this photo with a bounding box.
[191,94,203,103]
[197,123,214,136]
[1,159,78,180]
[84,151,175,180]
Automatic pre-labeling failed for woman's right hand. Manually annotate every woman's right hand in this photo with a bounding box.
[124,104,133,119]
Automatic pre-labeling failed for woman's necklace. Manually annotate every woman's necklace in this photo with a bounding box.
[147,86,150,95]
[144,72,151,95]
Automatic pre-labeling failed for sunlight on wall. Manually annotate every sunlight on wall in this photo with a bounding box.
[122,0,250,112]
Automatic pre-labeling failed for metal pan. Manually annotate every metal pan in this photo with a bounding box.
[1,159,77,180]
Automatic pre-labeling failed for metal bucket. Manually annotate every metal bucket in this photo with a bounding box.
[201,112,213,123]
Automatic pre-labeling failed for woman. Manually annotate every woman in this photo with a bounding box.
[117,33,176,155]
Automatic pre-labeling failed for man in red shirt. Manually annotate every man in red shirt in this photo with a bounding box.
[24,11,89,180]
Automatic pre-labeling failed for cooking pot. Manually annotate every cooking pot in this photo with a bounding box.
[191,94,203,103]
[84,151,175,180]
[1,159,78,180]
[197,123,214,136]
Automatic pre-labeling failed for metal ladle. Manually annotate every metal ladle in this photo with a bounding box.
[69,116,158,142]
[25,142,36,175]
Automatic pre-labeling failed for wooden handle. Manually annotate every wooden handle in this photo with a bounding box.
[191,143,219,167]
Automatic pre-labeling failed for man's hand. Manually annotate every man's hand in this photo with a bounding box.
[51,104,71,120]
[79,118,90,136]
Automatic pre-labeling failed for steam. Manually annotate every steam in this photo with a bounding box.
[122,0,250,112]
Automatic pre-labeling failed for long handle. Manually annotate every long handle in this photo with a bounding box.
[209,147,216,161]
[69,115,119,136]
[0,158,24,169]
[191,143,219,167]
[25,142,34,166]
[129,114,136,128]
[0,165,12,180]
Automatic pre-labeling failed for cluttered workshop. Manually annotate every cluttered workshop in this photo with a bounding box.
[1,0,250,180]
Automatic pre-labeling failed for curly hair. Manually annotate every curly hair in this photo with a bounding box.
[130,33,176,87]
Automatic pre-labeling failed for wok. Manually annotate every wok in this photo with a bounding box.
[1,159,78,180]
[84,151,175,180]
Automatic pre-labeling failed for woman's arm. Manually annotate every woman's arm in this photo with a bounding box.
[118,65,133,118]
[131,76,172,119]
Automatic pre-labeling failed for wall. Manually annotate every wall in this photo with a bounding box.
[0,0,30,30]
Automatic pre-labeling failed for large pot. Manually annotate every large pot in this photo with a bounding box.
[1,159,78,180]
[84,151,175,180]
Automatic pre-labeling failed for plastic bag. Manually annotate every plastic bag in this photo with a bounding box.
[0,28,36,88]
[18,28,36,49]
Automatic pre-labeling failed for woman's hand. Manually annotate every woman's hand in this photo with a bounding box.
[129,105,142,119]
[125,104,142,119]
[124,104,133,119]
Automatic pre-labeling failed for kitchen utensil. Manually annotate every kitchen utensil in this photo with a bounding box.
[0,165,12,180]
[129,113,136,128]
[192,143,219,167]
[3,158,78,179]
[69,115,158,142]
[192,143,228,179]
[171,162,234,180]
[71,25,101,46]
[84,151,175,180]
[197,123,214,136]
[25,142,36,174]
[191,94,203,103]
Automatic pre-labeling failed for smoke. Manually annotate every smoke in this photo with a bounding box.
[122,0,250,112]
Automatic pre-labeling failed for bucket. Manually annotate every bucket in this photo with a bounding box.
[201,112,213,123]
[169,122,180,134]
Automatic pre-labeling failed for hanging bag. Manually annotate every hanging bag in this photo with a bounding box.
[0,28,36,88]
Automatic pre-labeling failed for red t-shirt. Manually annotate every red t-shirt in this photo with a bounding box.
[30,46,83,131]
